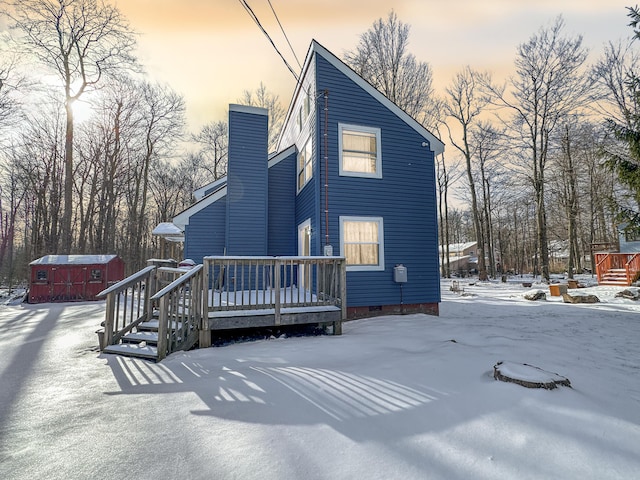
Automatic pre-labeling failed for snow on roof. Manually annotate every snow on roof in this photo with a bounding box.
[439,241,477,253]
[29,254,119,266]
[152,222,183,236]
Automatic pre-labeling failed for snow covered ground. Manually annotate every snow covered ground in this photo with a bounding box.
[1,277,639,479]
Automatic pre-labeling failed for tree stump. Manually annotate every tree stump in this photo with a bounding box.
[493,361,571,390]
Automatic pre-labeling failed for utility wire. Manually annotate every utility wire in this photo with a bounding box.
[238,0,299,83]
[266,0,302,69]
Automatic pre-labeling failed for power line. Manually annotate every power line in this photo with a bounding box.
[237,0,299,83]
[266,0,302,70]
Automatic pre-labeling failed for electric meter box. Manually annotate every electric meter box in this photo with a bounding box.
[393,264,407,283]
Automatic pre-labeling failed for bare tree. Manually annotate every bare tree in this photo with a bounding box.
[123,80,185,271]
[471,122,507,277]
[238,82,285,151]
[3,0,137,253]
[344,10,435,124]
[445,66,491,280]
[482,16,591,281]
[192,120,229,182]
[593,40,640,128]
[0,46,23,133]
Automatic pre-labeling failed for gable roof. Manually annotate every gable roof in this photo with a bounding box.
[173,183,227,230]
[193,177,227,202]
[278,40,444,155]
[173,145,297,231]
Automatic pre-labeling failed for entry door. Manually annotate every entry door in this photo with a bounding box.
[298,219,311,292]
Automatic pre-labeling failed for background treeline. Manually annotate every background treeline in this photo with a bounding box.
[0,1,639,286]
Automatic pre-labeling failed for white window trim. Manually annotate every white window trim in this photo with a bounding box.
[339,216,385,271]
[297,136,313,193]
[338,123,382,179]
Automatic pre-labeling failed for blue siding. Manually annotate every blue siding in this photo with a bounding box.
[184,197,227,264]
[315,54,441,307]
[226,106,269,255]
[296,123,319,256]
[268,152,297,255]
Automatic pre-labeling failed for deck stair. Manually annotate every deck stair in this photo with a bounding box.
[595,253,640,287]
[599,268,633,286]
[98,264,204,362]
[97,257,347,361]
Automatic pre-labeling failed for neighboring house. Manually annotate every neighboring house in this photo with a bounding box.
[439,241,477,276]
[618,223,640,253]
[173,40,444,318]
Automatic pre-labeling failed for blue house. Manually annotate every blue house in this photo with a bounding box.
[173,41,445,318]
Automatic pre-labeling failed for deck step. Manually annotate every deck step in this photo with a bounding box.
[103,343,158,361]
[138,320,160,331]
[138,319,186,331]
[121,331,158,344]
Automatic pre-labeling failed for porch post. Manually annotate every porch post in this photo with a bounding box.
[199,258,211,348]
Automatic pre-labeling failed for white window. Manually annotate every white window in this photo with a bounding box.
[297,91,311,133]
[340,216,385,271]
[339,124,382,178]
[297,137,313,191]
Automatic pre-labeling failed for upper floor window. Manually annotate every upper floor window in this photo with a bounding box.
[297,136,313,191]
[625,229,640,242]
[339,124,382,179]
[297,91,311,133]
[340,216,385,271]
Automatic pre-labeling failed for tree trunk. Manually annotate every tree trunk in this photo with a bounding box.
[61,100,74,254]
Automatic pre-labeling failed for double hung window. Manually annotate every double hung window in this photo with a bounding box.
[339,124,382,178]
[340,216,384,271]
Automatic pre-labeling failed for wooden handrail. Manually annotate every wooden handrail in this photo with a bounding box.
[625,253,640,285]
[153,264,204,361]
[97,265,157,350]
[97,265,156,299]
[151,265,204,300]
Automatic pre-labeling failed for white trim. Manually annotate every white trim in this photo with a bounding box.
[173,186,227,230]
[297,135,313,192]
[229,104,268,116]
[193,177,226,201]
[312,41,444,155]
[277,40,445,155]
[339,216,385,271]
[298,219,312,256]
[338,123,382,179]
[268,144,296,168]
[298,219,312,290]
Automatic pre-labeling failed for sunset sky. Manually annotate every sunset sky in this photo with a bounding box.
[115,0,633,132]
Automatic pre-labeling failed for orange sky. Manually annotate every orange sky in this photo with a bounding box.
[115,0,633,132]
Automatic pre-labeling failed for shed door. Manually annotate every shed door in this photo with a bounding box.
[51,267,86,301]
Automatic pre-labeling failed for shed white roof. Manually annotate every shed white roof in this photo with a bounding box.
[30,255,119,266]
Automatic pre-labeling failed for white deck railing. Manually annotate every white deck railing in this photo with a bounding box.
[201,256,346,344]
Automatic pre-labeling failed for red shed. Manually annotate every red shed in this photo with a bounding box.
[29,255,125,303]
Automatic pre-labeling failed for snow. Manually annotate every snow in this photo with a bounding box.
[1,276,640,479]
[494,361,569,385]
[29,254,119,265]
[151,222,183,236]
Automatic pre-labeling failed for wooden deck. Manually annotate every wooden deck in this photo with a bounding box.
[200,256,346,346]
[97,256,347,361]
[595,252,640,286]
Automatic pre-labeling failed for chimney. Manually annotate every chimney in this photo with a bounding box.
[225,104,269,255]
